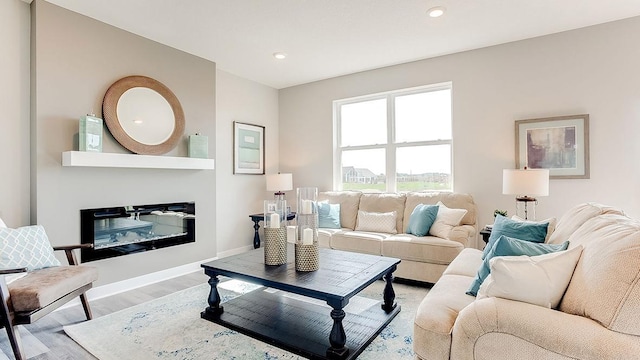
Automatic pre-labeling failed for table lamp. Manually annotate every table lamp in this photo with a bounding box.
[266,173,293,201]
[502,168,549,220]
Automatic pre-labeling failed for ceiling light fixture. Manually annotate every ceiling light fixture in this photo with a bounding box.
[273,52,287,60]
[427,6,446,18]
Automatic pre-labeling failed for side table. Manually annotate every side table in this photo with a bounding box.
[249,212,296,249]
[479,227,492,248]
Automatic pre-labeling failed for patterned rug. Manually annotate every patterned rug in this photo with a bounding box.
[64,278,429,359]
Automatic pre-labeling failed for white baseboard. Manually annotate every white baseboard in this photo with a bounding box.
[217,244,253,258]
[58,256,216,310]
[59,245,256,311]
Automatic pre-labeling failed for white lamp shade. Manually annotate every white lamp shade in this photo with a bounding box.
[502,169,549,196]
[266,173,293,192]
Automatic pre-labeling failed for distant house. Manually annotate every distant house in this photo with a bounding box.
[342,167,379,184]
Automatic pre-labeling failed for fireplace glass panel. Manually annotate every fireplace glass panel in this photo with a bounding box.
[81,202,195,262]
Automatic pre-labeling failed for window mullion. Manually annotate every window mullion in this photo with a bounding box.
[387,94,396,192]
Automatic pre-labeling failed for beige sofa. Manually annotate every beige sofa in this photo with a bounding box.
[316,191,477,283]
[414,203,640,360]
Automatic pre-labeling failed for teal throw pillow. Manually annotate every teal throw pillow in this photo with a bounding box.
[466,235,569,297]
[407,204,439,237]
[0,225,61,271]
[482,215,549,259]
[318,202,341,229]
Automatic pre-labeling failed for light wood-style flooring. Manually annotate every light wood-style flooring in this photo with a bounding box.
[0,271,210,360]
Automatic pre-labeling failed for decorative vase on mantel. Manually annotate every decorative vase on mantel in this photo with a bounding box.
[263,200,287,266]
[295,187,319,272]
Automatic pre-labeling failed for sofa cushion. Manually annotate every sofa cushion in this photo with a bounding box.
[358,193,406,234]
[317,191,362,230]
[406,204,439,236]
[467,235,569,296]
[329,230,384,255]
[443,248,484,277]
[414,273,476,360]
[355,210,397,234]
[547,203,624,244]
[382,234,463,265]
[429,202,467,240]
[404,192,477,231]
[318,202,341,229]
[559,214,640,336]
[483,215,548,259]
[0,225,61,271]
[8,265,98,312]
[477,245,583,309]
[318,228,342,248]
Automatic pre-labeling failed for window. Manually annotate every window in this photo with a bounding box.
[334,83,452,192]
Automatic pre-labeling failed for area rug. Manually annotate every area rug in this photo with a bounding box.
[64,278,428,359]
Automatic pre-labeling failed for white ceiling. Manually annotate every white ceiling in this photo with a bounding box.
[45,0,640,89]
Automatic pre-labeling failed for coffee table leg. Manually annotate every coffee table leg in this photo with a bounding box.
[252,219,261,249]
[204,275,224,317]
[381,269,397,313]
[326,307,349,359]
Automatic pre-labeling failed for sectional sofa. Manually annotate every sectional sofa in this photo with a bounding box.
[316,191,477,283]
[413,203,640,360]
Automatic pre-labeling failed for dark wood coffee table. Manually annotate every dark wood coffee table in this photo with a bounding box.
[200,246,401,360]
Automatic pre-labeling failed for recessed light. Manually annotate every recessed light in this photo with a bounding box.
[427,6,445,18]
[273,52,287,60]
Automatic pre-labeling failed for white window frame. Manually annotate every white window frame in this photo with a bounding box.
[333,82,453,192]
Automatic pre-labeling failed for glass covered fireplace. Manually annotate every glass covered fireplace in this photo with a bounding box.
[80,202,195,262]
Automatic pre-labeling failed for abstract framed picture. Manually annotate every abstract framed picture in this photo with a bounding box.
[233,121,265,175]
[515,114,590,179]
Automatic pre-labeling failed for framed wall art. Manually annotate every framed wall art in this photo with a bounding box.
[515,114,590,179]
[233,121,265,175]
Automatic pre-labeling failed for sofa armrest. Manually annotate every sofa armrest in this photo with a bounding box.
[448,224,476,246]
[451,297,640,360]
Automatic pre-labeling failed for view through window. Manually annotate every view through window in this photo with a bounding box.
[334,83,452,192]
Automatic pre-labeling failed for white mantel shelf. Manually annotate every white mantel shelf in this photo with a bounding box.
[62,151,215,170]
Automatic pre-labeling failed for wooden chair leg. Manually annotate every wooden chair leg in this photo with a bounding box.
[4,324,25,360]
[0,279,24,360]
[79,293,93,320]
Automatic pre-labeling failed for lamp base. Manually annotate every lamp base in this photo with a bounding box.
[515,196,538,220]
[274,192,285,201]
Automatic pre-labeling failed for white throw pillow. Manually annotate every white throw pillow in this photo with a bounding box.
[477,245,583,309]
[511,215,557,243]
[0,219,24,283]
[0,225,61,271]
[355,210,397,234]
[428,201,467,239]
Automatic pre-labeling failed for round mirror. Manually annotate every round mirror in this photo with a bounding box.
[103,76,185,155]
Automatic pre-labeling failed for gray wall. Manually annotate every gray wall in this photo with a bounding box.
[0,0,30,228]
[32,0,216,285]
[279,16,640,248]
[215,70,280,256]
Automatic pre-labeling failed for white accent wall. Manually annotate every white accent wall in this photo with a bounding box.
[279,16,640,248]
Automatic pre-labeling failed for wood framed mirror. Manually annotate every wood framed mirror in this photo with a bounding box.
[103,75,185,155]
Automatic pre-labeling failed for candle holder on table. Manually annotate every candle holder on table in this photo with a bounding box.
[295,187,319,272]
[263,200,287,266]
